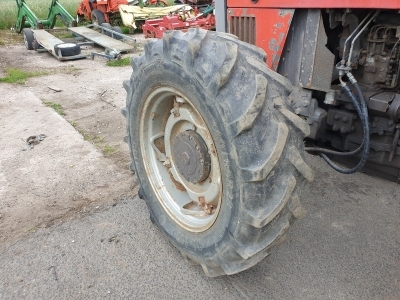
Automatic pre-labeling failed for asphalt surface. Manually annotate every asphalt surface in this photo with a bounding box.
[0,154,399,299]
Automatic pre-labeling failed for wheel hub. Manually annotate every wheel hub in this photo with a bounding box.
[172,130,211,184]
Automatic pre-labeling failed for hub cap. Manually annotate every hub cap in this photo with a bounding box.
[172,130,211,184]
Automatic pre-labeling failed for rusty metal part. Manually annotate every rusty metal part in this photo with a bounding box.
[172,130,211,184]
[167,168,187,192]
[198,196,214,215]
[154,136,165,154]
[143,11,216,39]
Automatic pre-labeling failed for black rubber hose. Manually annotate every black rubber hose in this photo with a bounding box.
[318,82,370,174]
[305,84,364,156]
[305,144,364,156]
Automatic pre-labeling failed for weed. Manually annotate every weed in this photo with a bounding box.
[79,131,104,144]
[69,121,77,128]
[0,38,4,46]
[106,57,131,67]
[76,128,117,155]
[121,26,130,34]
[103,145,117,155]
[0,68,49,84]
[43,101,65,115]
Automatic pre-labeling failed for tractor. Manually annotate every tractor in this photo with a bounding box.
[122,0,400,276]
[76,0,129,25]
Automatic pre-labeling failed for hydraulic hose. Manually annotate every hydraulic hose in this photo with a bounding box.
[317,76,370,174]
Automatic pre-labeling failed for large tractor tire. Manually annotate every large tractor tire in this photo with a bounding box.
[122,28,314,276]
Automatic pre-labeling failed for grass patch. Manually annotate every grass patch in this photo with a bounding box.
[80,131,105,144]
[43,101,65,115]
[0,38,4,46]
[103,145,117,155]
[50,30,75,39]
[76,128,118,156]
[0,68,49,84]
[121,26,130,34]
[106,57,130,67]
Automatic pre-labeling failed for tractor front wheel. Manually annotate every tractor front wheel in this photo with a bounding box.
[91,9,106,25]
[123,28,313,276]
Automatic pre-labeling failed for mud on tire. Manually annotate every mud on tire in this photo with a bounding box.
[123,28,314,276]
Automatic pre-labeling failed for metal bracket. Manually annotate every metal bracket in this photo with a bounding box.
[91,48,122,60]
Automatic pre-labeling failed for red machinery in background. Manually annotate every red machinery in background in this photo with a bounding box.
[76,0,128,24]
[142,2,215,38]
[76,0,170,25]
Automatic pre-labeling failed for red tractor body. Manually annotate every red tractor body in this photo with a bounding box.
[76,0,128,23]
[226,1,400,71]
[228,0,400,8]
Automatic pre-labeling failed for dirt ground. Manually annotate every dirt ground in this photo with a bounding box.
[0,30,145,244]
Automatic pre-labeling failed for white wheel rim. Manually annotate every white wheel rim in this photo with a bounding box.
[139,86,222,232]
[57,43,76,49]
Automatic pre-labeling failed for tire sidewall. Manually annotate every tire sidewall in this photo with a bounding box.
[129,58,239,255]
